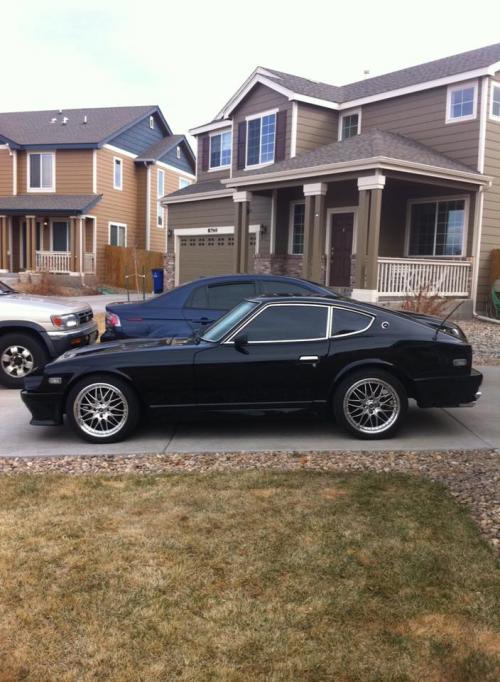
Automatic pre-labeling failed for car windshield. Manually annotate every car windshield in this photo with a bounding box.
[201,300,258,342]
[0,281,15,295]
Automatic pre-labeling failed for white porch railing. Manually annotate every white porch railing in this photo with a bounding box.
[83,252,95,273]
[377,258,471,297]
[35,251,72,274]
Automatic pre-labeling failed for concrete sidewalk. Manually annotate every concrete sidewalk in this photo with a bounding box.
[0,366,498,458]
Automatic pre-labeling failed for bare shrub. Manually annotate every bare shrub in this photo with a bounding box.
[401,283,449,316]
[16,273,99,297]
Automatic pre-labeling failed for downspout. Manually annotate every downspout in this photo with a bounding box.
[145,162,151,251]
[472,76,488,317]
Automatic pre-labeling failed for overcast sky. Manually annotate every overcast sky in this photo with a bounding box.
[4,0,500,147]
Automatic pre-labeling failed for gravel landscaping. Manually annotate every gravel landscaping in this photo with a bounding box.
[1,447,498,551]
[461,319,500,365]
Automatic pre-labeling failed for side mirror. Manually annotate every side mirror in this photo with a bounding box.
[233,333,249,353]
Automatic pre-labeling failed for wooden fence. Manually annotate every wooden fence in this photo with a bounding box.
[491,249,500,285]
[104,246,164,293]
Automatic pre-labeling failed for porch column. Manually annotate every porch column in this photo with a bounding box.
[302,183,327,281]
[233,191,252,273]
[69,216,79,273]
[352,174,385,303]
[25,215,36,271]
[0,216,8,271]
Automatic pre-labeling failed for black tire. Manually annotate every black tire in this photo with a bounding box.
[0,332,49,389]
[333,369,408,440]
[66,374,140,444]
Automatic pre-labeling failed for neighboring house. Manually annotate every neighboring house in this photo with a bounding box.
[0,106,195,283]
[164,43,500,314]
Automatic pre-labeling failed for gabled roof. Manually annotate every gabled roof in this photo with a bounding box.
[135,134,196,169]
[0,105,170,148]
[208,42,500,124]
[0,194,102,215]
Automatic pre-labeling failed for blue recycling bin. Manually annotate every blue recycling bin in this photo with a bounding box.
[151,268,164,294]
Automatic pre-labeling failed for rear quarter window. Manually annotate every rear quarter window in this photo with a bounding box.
[331,308,373,337]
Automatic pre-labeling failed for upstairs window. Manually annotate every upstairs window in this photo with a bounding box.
[210,131,232,168]
[446,82,477,122]
[490,82,500,120]
[28,152,55,191]
[179,177,191,189]
[246,111,276,166]
[113,157,123,190]
[408,198,467,257]
[157,169,164,227]
[339,111,361,140]
[149,116,155,129]
[289,202,305,255]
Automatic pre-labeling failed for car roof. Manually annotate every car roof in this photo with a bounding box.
[249,294,356,305]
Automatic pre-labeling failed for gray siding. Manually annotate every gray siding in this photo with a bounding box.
[195,131,231,183]
[232,83,292,177]
[109,112,166,155]
[362,84,481,169]
[480,75,500,305]
[295,103,338,155]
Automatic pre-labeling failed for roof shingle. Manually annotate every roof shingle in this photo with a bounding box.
[0,194,102,214]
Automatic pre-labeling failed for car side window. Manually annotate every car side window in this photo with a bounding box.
[331,308,373,337]
[206,282,256,310]
[239,304,329,342]
[185,286,209,308]
[259,281,312,296]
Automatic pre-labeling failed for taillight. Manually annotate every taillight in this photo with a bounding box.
[106,312,121,328]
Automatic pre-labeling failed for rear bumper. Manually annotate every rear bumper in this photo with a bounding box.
[21,390,64,426]
[414,369,483,408]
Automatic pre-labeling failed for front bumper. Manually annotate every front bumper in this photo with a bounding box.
[21,390,64,426]
[414,368,483,408]
[46,322,99,357]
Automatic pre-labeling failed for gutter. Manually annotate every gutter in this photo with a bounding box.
[145,163,151,251]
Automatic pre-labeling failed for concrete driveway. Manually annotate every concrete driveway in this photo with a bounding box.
[0,366,498,458]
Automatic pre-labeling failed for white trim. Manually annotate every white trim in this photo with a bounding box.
[245,110,277,169]
[270,189,277,255]
[146,166,151,249]
[92,149,97,193]
[358,173,386,191]
[218,72,299,119]
[338,108,362,141]
[189,119,233,136]
[478,77,489,173]
[0,144,8,150]
[173,224,260,286]
[245,107,279,122]
[149,115,155,129]
[290,102,298,158]
[155,159,196,178]
[208,128,232,171]
[330,307,374,338]
[471,187,484,308]
[108,221,127,247]
[489,78,500,122]
[445,80,478,124]
[179,177,191,189]
[113,157,123,191]
[288,200,305,255]
[163,188,234,205]
[325,207,358,286]
[303,182,327,196]
[12,150,17,196]
[404,194,470,258]
[8,217,13,271]
[103,143,137,159]
[157,167,165,228]
[233,191,252,203]
[27,151,55,193]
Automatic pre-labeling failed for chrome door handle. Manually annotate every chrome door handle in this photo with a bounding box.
[299,355,319,362]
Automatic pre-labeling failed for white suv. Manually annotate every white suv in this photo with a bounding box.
[0,281,98,388]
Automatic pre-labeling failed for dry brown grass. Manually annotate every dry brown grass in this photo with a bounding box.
[0,471,498,681]
[16,273,100,297]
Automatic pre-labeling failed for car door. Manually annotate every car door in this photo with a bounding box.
[182,280,257,332]
[194,303,332,407]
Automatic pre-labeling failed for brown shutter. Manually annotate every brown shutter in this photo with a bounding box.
[237,121,247,170]
[275,110,287,162]
[201,135,210,171]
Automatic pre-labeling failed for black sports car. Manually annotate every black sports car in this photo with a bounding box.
[21,295,482,443]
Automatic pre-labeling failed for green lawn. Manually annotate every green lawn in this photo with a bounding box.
[0,471,499,681]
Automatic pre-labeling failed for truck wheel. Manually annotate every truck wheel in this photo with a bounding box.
[66,375,140,444]
[333,369,408,440]
[0,333,48,388]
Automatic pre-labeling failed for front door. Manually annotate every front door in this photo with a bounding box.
[329,213,354,287]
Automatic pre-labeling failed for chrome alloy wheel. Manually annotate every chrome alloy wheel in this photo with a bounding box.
[74,383,128,438]
[1,345,34,378]
[343,378,400,435]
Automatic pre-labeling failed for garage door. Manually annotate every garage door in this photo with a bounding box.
[177,232,256,284]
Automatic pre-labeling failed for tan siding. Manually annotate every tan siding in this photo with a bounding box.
[362,84,480,168]
[168,198,234,232]
[0,149,13,195]
[135,164,147,250]
[17,151,27,193]
[195,132,231,183]
[479,75,500,305]
[232,83,292,177]
[295,104,338,155]
[55,150,93,194]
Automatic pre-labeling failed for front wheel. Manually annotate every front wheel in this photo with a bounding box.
[0,332,48,388]
[333,370,407,440]
[66,375,140,443]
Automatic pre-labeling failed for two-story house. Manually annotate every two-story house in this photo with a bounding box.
[164,43,500,315]
[0,105,195,283]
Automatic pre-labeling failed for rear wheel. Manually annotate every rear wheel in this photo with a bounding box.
[0,332,48,388]
[66,375,140,443]
[333,370,407,439]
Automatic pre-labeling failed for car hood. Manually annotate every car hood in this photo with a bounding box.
[1,293,92,316]
[55,335,192,362]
